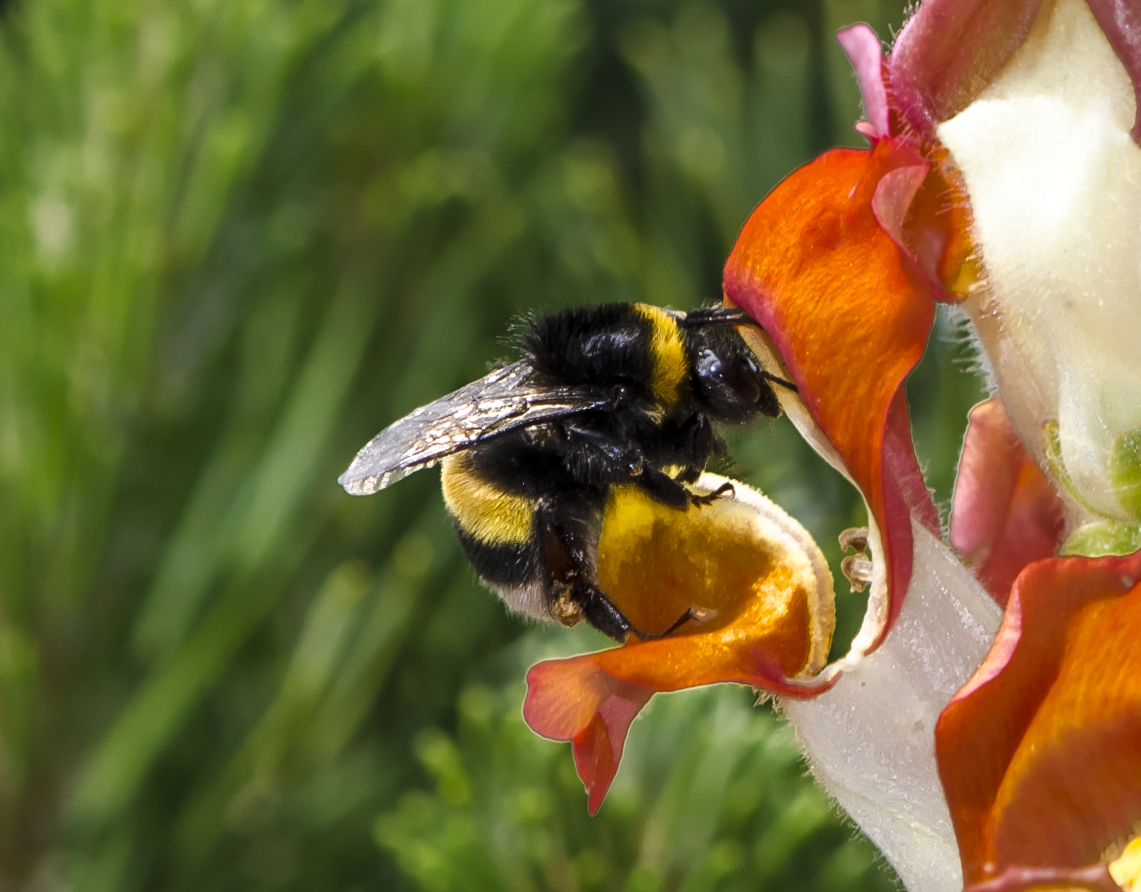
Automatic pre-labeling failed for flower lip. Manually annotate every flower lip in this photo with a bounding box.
[593,479,831,661]
[523,473,839,812]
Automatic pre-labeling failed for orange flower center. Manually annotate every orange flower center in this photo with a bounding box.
[597,479,834,677]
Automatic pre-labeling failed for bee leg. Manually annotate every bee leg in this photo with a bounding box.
[563,424,647,483]
[636,466,733,510]
[689,481,735,506]
[541,506,698,643]
[541,514,634,642]
[761,372,797,392]
[574,583,638,642]
[632,467,692,509]
[628,607,704,640]
[573,582,701,643]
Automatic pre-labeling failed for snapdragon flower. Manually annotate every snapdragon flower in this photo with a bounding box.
[525,0,1141,889]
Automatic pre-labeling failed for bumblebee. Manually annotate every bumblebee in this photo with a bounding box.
[339,302,792,642]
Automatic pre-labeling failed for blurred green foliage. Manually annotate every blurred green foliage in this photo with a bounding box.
[0,0,985,889]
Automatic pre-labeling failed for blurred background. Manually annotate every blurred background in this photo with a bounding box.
[0,0,988,889]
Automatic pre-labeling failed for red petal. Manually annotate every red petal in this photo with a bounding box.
[524,659,651,815]
[962,864,1120,892]
[724,141,941,649]
[950,398,1066,606]
[888,0,1041,138]
[937,553,1141,883]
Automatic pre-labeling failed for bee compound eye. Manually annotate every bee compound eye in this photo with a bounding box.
[696,349,723,378]
[698,349,760,403]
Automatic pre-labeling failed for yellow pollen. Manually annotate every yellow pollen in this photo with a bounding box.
[945,254,982,298]
[1109,836,1141,891]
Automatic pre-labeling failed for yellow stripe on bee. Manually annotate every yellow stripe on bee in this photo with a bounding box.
[634,303,688,409]
[440,453,534,545]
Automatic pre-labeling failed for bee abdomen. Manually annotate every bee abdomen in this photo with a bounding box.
[441,454,546,615]
[441,453,534,543]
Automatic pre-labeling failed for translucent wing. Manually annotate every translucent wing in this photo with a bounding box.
[338,360,612,495]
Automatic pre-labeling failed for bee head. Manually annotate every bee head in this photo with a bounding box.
[689,334,780,421]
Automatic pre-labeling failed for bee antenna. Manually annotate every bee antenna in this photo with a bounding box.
[762,372,798,393]
[679,307,758,328]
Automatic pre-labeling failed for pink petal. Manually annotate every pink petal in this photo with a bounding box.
[889,0,1042,137]
[950,398,1066,606]
[572,692,648,815]
[837,24,890,139]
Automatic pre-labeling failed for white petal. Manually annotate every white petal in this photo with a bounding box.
[781,523,1002,892]
[937,0,1141,521]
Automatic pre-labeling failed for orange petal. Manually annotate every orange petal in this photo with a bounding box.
[835,24,977,298]
[724,140,943,649]
[936,553,1141,883]
[523,476,836,811]
[950,398,1066,606]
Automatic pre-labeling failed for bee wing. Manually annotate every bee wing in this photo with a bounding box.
[338,360,612,495]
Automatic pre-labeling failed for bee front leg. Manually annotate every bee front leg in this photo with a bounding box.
[669,413,715,484]
[636,466,734,509]
[562,424,647,485]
